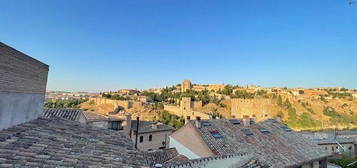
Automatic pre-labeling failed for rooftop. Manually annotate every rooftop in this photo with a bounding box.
[163,153,269,168]
[42,108,82,121]
[132,120,174,134]
[0,117,148,167]
[190,119,331,167]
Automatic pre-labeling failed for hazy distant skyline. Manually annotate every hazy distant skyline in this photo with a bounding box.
[1,0,356,92]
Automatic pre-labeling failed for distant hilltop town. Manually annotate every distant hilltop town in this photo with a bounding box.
[2,42,357,167]
[46,79,357,131]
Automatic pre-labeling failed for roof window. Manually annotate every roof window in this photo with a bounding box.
[241,128,253,136]
[210,130,223,139]
[229,119,241,125]
[259,128,270,134]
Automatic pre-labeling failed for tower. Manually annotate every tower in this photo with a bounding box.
[181,80,192,92]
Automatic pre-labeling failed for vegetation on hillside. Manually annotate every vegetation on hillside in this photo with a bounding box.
[44,99,87,109]
[153,110,185,130]
[102,93,131,100]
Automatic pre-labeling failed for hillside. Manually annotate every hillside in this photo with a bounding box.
[77,85,357,131]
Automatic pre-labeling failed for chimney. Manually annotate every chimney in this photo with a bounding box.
[122,114,132,137]
[152,123,158,129]
[185,116,191,124]
[195,117,201,129]
[242,118,248,126]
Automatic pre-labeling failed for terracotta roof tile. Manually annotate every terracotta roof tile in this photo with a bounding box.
[0,117,148,167]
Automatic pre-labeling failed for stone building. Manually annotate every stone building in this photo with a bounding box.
[180,97,203,111]
[230,98,275,120]
[169,118,331,168]
[181,80,192,92]
[0,42,49,130]
[43,108,132,134]
[300,131,357,158]
[131,120,174,151]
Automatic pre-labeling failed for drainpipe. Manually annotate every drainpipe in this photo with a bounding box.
[135,117,139,149]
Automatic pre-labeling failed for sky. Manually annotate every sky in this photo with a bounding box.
[1,0,356,92]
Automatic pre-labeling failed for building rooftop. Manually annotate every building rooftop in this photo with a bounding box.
[190,119,331,167]
[82,111,108,122]
[144,148,188,166]
[131,120,174,134]
[0,117,148,167]
[42,108,82,121]
[163,153,269,168]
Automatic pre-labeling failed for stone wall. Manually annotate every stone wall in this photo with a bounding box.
[164,105,210,120]
[89,98,142,111]
[0,42,49,130]
[231,98,276,120]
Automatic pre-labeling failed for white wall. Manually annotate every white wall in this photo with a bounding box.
[169,137,200,159]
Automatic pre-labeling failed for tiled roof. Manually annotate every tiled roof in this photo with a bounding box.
[192,119,331,167]
[144,148,185,166]
[42,108,82,121]
[163,153,269,168]
[0,118,148,167]
[132,121,174,134]
[82,111,108,122]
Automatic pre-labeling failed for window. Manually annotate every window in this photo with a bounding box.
[325,147,327,150]
[281,126,292,132]
[259,128,270,134]
[202,121,211,127]
[241,128,253,136]
[139,136,144,143]
[108,121,120,130]
[210,130,223,139]
[149,135,152,141]
[332,146,334,152]
[349,146,352,151]
[229,119,240,125]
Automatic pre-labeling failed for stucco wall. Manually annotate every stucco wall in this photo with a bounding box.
[0,93,45,130]
[0,42,49,130]
[131,130,172,151]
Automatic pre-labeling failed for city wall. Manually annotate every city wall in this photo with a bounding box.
[89,97,142,111]
[164,105,210,120]
[231,98,276,120]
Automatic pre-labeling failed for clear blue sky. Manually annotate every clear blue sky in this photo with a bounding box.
[1,0,356,92]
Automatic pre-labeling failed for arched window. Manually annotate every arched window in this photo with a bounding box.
[139,136,144,143]
[149,135,153,141]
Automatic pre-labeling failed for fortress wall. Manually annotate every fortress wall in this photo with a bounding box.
[231,98,275,120]
[89,98,142,111]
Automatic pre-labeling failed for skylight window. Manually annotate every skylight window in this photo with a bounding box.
[210,130,223,139]
[241,128,253,136]
[259,128,270,134]
[229,119,240,125]
[267,119,278,123]
[202,121,211,126]
[281,126,292,132]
